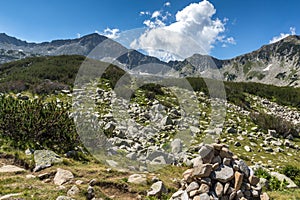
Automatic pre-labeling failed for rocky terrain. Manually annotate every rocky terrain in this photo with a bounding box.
[0,43,299,199]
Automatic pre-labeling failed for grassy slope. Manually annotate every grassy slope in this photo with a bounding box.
[0,56,300,199]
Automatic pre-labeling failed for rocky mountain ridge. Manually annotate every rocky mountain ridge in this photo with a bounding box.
[1,33,300,87]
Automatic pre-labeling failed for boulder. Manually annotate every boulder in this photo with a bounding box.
[0,165,25,173]
[53,168,74,185]
[128,174,147,185]
[147,181,167,197]
[33,150,62,172]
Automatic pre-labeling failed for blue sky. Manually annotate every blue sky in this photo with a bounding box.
[0,0,299,60]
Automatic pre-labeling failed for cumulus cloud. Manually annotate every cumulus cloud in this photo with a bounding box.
[269,27,296,44]
[101,28,120,39]
[130,0,229,61]
[76,33,81,38]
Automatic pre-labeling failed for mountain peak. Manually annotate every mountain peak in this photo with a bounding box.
[0,33,28,46]
[280,35,300,44]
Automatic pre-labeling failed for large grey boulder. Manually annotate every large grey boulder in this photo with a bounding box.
[33,150,62,172]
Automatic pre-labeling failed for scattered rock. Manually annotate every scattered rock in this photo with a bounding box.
[171,138,183,154]
[0,165,25,173]
[244,145,252,152]
[87,186,95,200]
[56,196,74,200]
[147,181,167,197]
[53,168,74,185]
[128,174,147,185]
[0,193,22,200]
[67,185,80,197]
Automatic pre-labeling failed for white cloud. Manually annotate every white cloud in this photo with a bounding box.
[269,27,296,44]
[140,11,150,16]
[164,2,171,7]
[101,28,120,39]
[151,11,161,19]
[76,33,81,38]
[131,0,227,61]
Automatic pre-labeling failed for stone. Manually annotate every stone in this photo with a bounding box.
[0,165,25,173]
[75,180,84,185]
[53,168,74,185]
[223,182,230,194]
[171,138,183,154]
[161,116,173,126]
[219,147,233,159]
[238,160,250,177]
[186,181,200,193]
[192,164,212,178]
[244,145,252,152]
[234,141,241,147]
[259,177,269,189]
[87,186,95,200]
[212,165,234,183]
[268,129,278,137]
[248,175,260,186]
[270,172,298,188]
[252,190,259,198]
[212,156,222,164]
[229,191,236,200]
[227,127,237,134]
[147,181,167,196]
[25,148,34,155]
[223,158,231,166]
[198,183,210,194]
[212,163,220,170]
[0,193,22,200]
[38,173,50,180]
[33,150,62,172]
[198,145,215,164]
[234,172,243,191]
[26,174,36,179]
[215,182,224,197]
[67,185,80,197]
[171,190,185,199]
[198,193,210,200]
[260,192,270,200]
[56,196,74,200]
[128,174,147,185]
[183,169,194,183]
[236,190,244,198]
[286,134,294,140]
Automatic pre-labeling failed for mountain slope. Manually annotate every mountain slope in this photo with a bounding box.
[1,33,300,87]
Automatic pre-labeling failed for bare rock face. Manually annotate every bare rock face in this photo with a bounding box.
[170,143,266,200]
